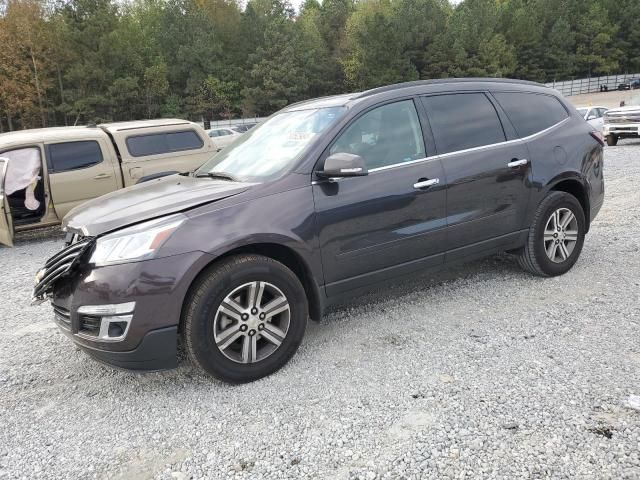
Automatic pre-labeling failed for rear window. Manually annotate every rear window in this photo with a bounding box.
[422,93,506,155]
[493,92,569,138]
[126,130,204,157]
[47,141,103,172]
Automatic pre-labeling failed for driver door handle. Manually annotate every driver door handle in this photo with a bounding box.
[507,158,528,168]
[413,178,440,189]
[93,173,112,179]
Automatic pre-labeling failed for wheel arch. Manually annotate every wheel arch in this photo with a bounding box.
[179,242,324,334]
[547,177,590,231]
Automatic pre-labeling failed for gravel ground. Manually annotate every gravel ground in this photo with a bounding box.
[1,142,639,480]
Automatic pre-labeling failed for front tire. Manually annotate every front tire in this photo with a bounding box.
[183,254,308,383]
[517,192,586,277]
[606,134,618,146]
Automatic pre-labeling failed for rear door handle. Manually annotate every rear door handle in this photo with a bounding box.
[507,159,528,168]
[93,173,112,179]
[413,178,440,189]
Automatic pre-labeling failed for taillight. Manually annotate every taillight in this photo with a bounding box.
[590,130,605,146]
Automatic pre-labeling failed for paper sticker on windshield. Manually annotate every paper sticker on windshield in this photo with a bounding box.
[287,132,316,141]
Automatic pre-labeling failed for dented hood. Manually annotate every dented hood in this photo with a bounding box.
[63,174,252,236]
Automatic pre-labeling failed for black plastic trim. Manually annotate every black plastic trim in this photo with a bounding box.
[76,326,178,371]
[136,171,180,184]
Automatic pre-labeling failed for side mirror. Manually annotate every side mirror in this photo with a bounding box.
[587,114,597,120]
[317,153,368,178]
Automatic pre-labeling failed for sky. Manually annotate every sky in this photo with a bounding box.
[289,0,462,12]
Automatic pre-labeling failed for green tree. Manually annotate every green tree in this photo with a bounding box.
[297,0,338,97]
[107,76,141,120]
[189,75,240,120]
[55,0,120,123]
[143,62,169,118]
[342,0,418,90]
[573,0,622,77]
[241,0,309,115]
[0,0,54,129]
[4,0,640,131]
[603,0,640,73]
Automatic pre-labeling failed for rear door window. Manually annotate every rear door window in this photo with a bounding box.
[421,93,506,155]
[47,141,103,172]
[126,130,204,157]
[493,92,569,138]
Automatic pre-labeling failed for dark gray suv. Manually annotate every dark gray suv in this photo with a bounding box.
[33,79,605,383]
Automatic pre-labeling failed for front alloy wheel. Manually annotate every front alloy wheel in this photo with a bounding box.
[183,254,308,383]
[214,281,290,364]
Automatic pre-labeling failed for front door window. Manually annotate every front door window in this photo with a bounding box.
[329,100,425,170]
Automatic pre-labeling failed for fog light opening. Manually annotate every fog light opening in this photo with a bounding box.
[108,321,127,338]
[97,315,133,341]
[76,307,133,342]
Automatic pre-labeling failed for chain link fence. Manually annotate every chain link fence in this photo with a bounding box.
[546,74,640,96]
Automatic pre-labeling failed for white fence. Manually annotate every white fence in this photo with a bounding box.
[545,73,640,96]
[209,117,266,128]
[197,117,267,130]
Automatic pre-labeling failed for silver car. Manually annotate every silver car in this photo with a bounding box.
[206,127,241,151]
[576,106,608,131]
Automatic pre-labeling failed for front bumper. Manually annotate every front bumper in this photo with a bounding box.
[604,123,640,137]
[61,325,179,371]
[49,251,213,371]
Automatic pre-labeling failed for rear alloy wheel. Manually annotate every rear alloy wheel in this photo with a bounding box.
[542,208,579,264]
[183,254,308,383]
[517,191,586,277]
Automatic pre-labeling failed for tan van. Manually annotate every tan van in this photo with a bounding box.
[0,119,215,247]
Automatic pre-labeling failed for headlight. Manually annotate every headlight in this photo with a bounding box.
[89,214,186,266]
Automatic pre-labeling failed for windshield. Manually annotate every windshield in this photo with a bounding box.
[576,107,588,116]
[197,106,347,181]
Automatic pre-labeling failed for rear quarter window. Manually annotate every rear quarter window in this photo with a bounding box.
[47,141,103,172]
[126,130,204,157]
[493,92,569,138]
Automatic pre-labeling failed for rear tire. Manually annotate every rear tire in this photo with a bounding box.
[517,192,586,277]
[606,134,618,146]
[183,254,308,383]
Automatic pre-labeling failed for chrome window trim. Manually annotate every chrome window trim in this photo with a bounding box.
[368,156,431,173]
[311,112,569,183]
[366,116,570,173]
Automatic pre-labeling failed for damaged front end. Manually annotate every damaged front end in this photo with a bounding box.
[31,235,94,305]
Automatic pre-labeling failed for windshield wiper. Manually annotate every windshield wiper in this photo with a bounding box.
[194,171,239,182]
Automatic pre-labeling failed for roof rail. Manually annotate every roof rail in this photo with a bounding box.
[354,78,547,99]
